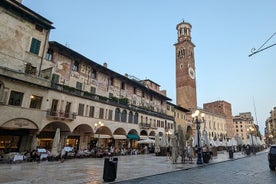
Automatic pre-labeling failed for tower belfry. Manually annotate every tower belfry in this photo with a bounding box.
[174,21,197,110]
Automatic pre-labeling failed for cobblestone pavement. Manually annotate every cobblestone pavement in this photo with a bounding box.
[115,151,273,184]
[0,150,262,184]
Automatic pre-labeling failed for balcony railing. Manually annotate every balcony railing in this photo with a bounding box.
[51,82,174,121]
[139,123,151,129]
[46,109,76,121]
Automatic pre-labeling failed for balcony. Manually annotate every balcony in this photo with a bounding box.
[139,123,151,129]
[50,83,174,121]
[46,109,76,121]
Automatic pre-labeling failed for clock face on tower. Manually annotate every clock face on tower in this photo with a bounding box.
[188,66,195,79]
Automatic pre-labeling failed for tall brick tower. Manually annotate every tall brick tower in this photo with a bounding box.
[174,21,197,110]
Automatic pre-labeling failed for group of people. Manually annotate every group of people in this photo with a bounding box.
[166,144,212,162]
[166,144,214,163]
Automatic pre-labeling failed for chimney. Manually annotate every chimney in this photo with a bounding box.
[103,62,107,68]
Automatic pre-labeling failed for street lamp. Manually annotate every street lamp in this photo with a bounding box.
[94,121,104,147]
[192,110,205,165]
[247,126,255,155]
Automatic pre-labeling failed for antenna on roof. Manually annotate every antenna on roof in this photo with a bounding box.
[249,32,276,57]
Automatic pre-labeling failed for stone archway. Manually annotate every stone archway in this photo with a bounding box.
[113,128,127,149]
[149,131,156,139]
[38,122,70,150]
[71,124,93,150]
[0,118,39,153]
[127,129,139,148]
[140,130,148,139]
[2,118,38,130]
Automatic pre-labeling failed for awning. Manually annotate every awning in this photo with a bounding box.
[94,134,111,139]
[127,134,140,140]
[140,135,148,140]
[113,135,127,140]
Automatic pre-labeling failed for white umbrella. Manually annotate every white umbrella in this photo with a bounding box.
[51,128,60,157]
[160,134,168,147]
[137,139,155,144]
[202,130,210,147]
[231,137,238,146]
[256,137,262,146]
[155,134,160,154]
[252,136,258,146]
[210,139,217,147]
[171,134,178,163]
[247,134,253,145]
[221,139,227,147]
[193,130,200,148]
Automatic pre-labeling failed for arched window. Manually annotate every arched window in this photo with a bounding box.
[0,81,4,101]
[184,28,187,35]
[134,112,139,124]
[128,111,133,123]
[115,108,120,121]
[121,110,127,122]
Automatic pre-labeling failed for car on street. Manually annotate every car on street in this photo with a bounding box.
[268,144,276,170]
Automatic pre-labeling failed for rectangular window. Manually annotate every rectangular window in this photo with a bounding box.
[52,74,60,84]
[30,95,43,109]
[46,48,53,61]
[110,77,114,86]
[72,61,79,71]
[89,106,95,117]
[99,108,104,119]
[121,82,125,90]
[91,69,97,79]
[65,102,71,117]
[35,24,43,32]
[30,38,41,55]
[78,103,84,116]
[76,82,82,90]
[108,110,113,120]
[8,91,24,106]
[90,86,96,94]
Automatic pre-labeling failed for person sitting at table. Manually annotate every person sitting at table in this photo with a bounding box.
[24,150,31,161]
[30,149,40,162]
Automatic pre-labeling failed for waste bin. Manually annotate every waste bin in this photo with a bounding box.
[229,149,233,159]
[245,145,251,156]
[103,157,118,182]
[202,152,209,163]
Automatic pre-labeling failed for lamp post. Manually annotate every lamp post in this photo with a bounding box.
[192,110,205,165]
[247,126,255,155]
[94,121,104,147]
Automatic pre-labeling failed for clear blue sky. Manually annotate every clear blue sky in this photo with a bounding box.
[24,0,276,134]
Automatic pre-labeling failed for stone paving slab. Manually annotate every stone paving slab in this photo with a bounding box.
[0,150,257,184]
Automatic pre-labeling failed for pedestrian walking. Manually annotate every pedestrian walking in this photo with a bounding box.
[187,145,193,162]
